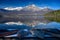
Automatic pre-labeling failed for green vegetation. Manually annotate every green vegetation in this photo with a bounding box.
[44,10,60,22]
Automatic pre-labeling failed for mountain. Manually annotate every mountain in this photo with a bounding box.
[21,4,41,12]
[20,4,52,15]
[44,10,60,22]
[0,4,52,15]
[22,4,52,12]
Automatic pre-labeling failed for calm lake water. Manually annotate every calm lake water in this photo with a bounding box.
[0,22,60,29]
[0,22,60,40]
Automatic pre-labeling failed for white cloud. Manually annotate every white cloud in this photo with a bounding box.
[4,7,23,11]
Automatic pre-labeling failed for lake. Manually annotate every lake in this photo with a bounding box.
[0,22,60,40]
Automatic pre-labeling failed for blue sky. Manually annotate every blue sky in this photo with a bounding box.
[0,0,60,10]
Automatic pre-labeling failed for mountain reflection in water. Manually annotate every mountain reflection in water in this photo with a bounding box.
[0,22,60,40]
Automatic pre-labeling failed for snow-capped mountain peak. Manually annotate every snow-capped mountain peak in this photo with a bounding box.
[3,4,52,12]
[23,4,42,12]
[26,4,36,8]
